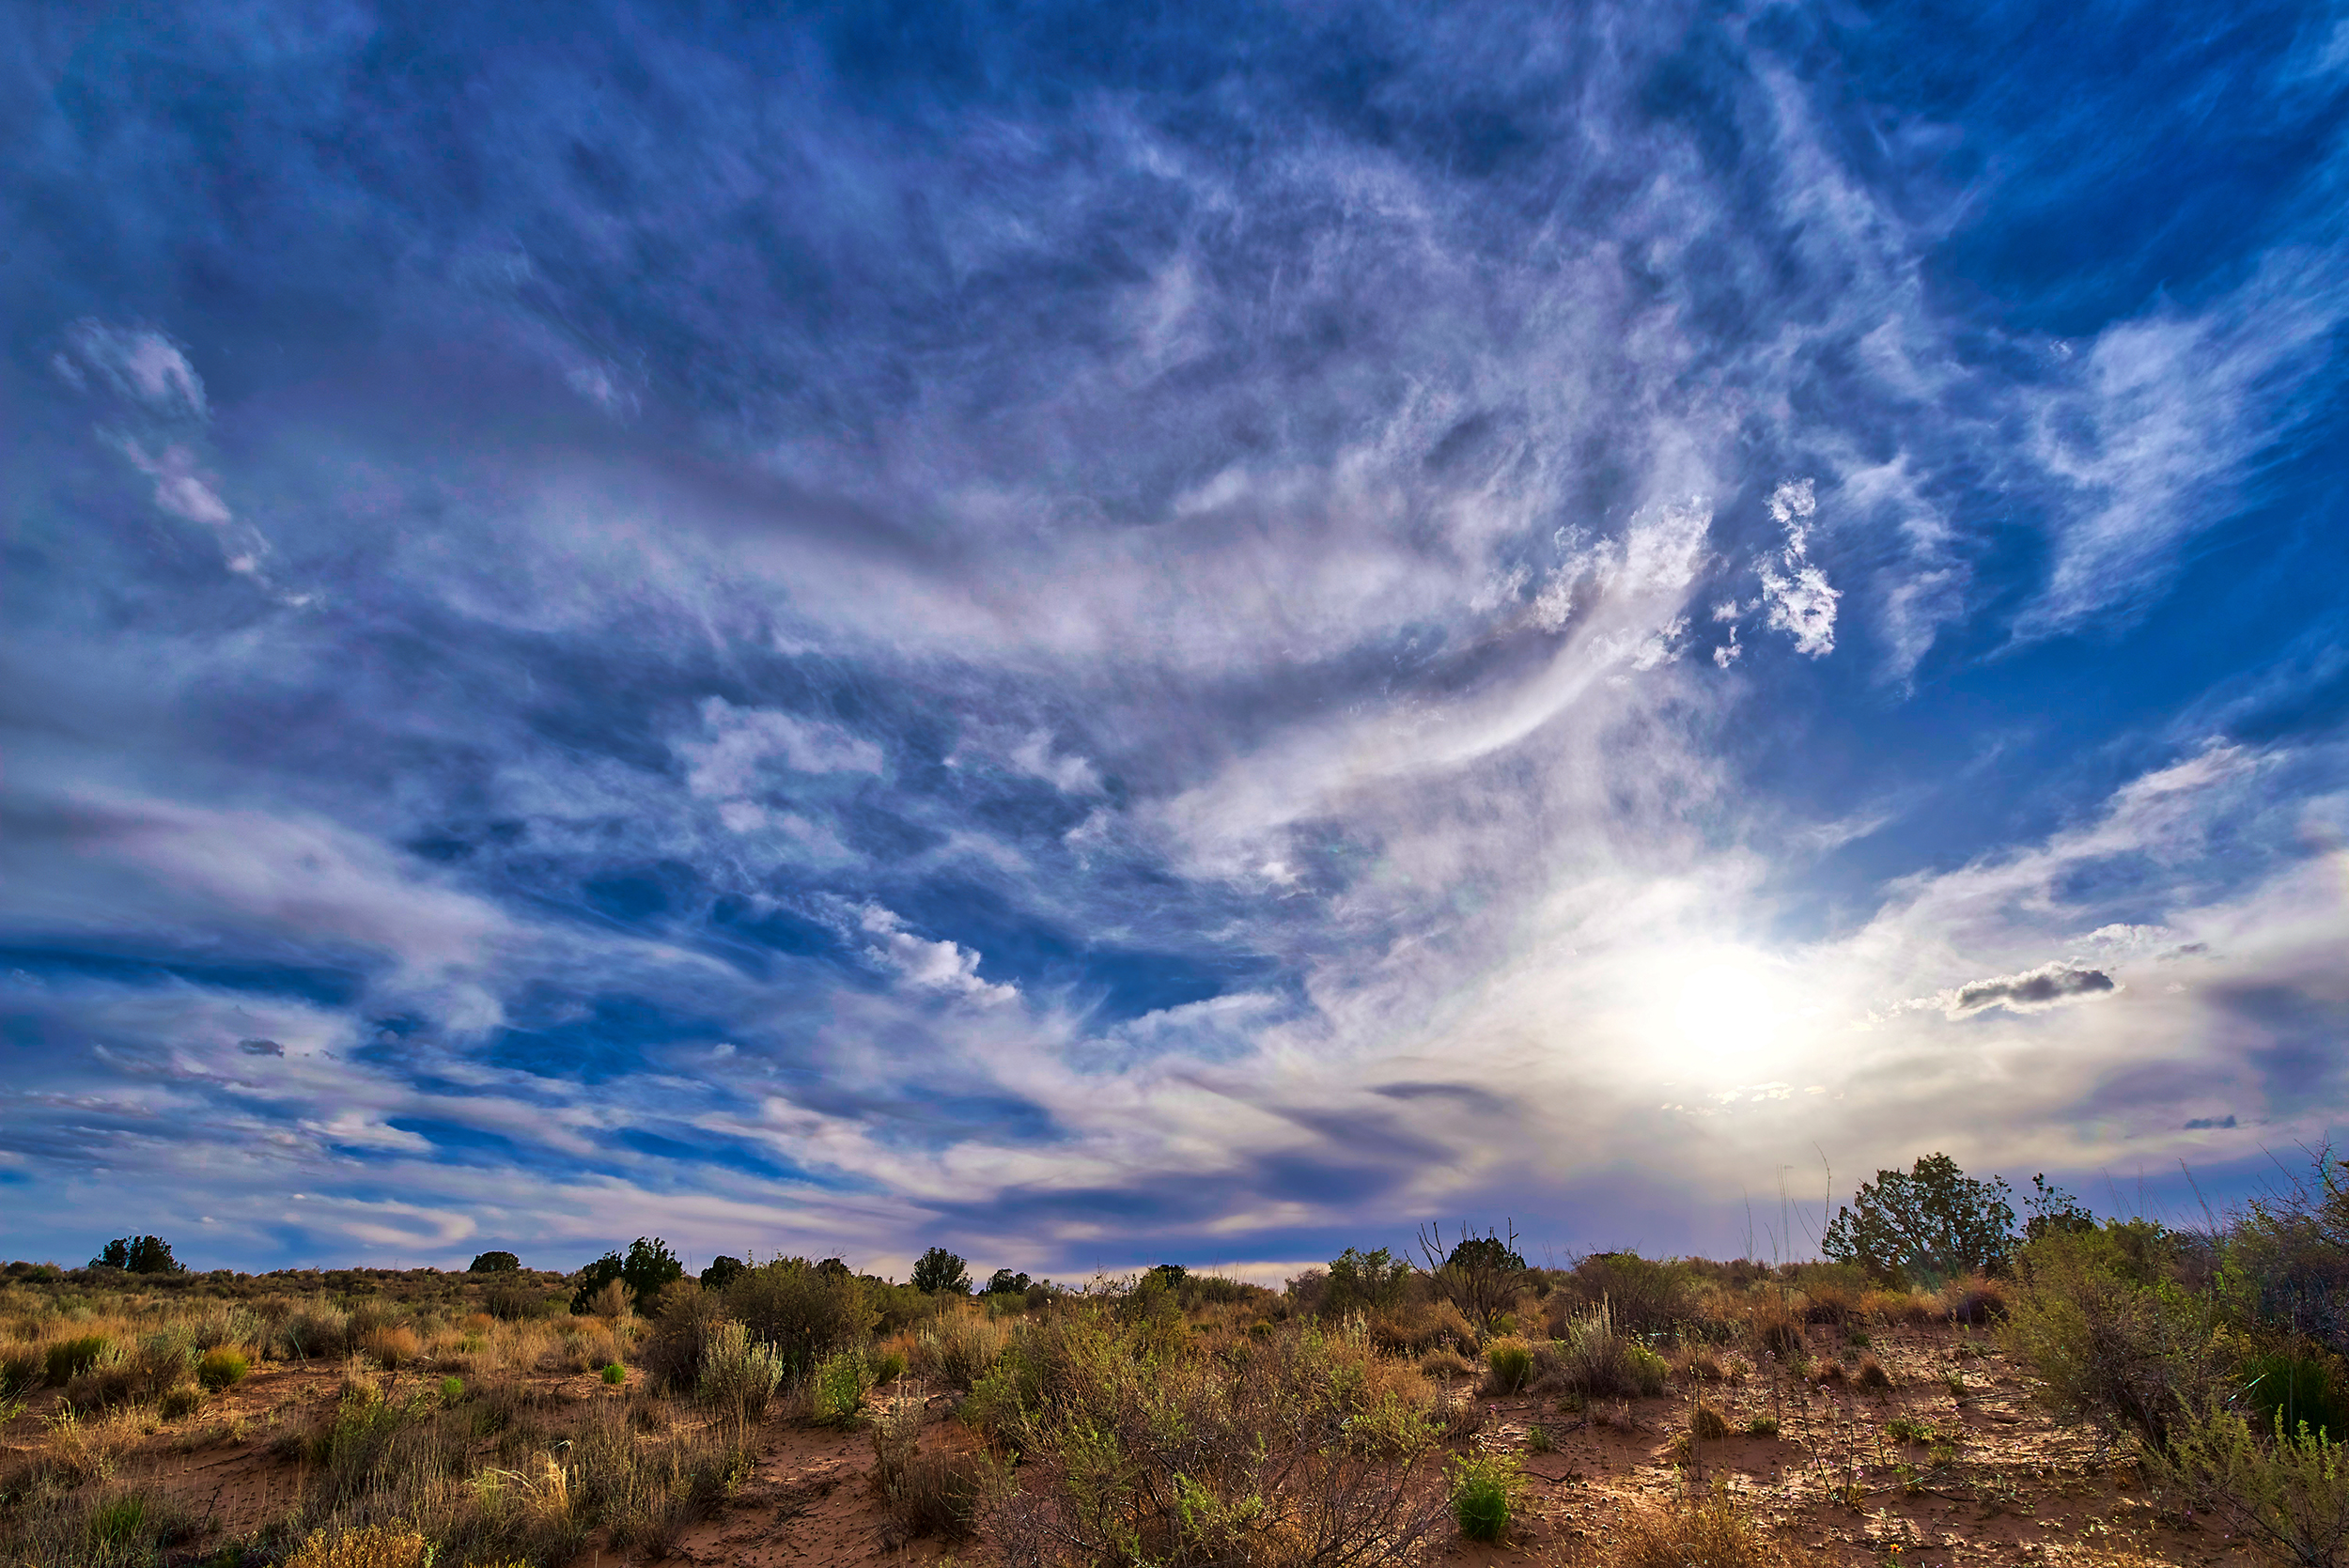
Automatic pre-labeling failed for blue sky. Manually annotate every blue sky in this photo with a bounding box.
[3,0,2346,1280]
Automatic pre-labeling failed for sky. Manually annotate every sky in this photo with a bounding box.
[3,1,2347,1282]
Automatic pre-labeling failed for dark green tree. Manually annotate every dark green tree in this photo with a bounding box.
[1321,1247,1412,1317]
[468,1250,521,1273]
[93,1235,183,1274]
[910,1246,971,1295]
[1823,1153,2015,1285]
[984,1267,1032,1296]
[2023,1175,2098,1243]
[700,1254,746,1292]
[570,1235,686,1315]
[1418,1221,1525,1328]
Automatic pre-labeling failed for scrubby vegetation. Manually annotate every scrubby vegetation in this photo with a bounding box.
[5,1148,2347,1567]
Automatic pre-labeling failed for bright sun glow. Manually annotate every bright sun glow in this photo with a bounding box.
[1667,958,1788,1077]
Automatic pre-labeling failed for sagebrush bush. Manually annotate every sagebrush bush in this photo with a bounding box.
[637,1279,728,1393]
[2002,1227,2219,1444]
[911,1312,1010,1390]
[1553,1252,1692,1335]
[871,1398,987,1545]
[1538,1302,1670,1400]
[47,1334,112,1386]
[981,1313,1449,1568]
[726,1257,876,1382]
[698,1319,786,1415]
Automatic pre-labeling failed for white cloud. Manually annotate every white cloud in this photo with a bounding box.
[56,322,209,419]
[858,905,1019,1005]
[1756,477,1840,658]
[679,697,883,813]
[1008,731,1105,795]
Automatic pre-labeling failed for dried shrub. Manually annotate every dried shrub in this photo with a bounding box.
[284,1523,435,1568]
[1690,1400,1733,1440]
[1855,1355,1892,1389]
[872,1398,987,1545]
[360,1326,421,1369]
[634,1280,726,1394]
[1613,1483,1816,1568]
[912,1312,1011,1390]
[1536,1302,1670,1400]
[1419,1347,1476,1381]
[983,1313,1448,1568]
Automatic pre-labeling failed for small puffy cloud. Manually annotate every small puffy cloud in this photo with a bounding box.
[237,1038,285,1057]
[1756,478,1840,658]
[1928,962,2119,1018]
[859,906,1018,1005]
[55,322,209,419]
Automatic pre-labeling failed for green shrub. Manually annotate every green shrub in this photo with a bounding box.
[2153,1405,2349,1568]
[1747,1414,1780,1437]
[2244,1347,2349,1444]
[808,1348,872,1425]
[440,1375,465,1404]
[197,1347,250,1390]
[1556,1252,1693,1335]
[869,1347,908,1384]
[1449,1451,1519,1542]
[158,1385,205,1419]
[1322,1246,1413,1317]
[48,1334,112,1385]
[911,1314,1010,1390]
[599,1361,626,1384]
[468,1250,521,1272]
[92,1235,186,1275]
[1484,1339,1535,1395]
[699,1319,786,1415]
[2003,1226,2220,1444]
[725,1257,876,1382]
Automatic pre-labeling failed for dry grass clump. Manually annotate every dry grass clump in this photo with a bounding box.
[1613,1483,1818,1568]
[0,1484,198,1568]
[359,1325,421,1369]
[911,1311,1010,1390]
[980,1312,1450,1568]
[1854,1355,1893,1389]
[1532,1302,1670,1401]
[1420,1347,1477,1381]
[1689,1399,1734,1440]
[282,1523,437,1567]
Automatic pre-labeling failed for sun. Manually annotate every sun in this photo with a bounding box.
[1666,957,1789,1078]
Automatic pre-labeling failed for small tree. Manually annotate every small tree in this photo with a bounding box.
[468,1250,521,1273]
[571,1235,686,1315]
[1823,1153,2015,1285]
[1322,1247,1412,1317]
[1418,1221,1525,1329]
[985,1267,1033,1296]
[701,1254,746,1292]
[2024,1175,2098,1243]
[911,1247,971,1295]
[93,1235,183,1275]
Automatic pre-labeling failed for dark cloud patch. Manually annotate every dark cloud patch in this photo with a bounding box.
[2184,1114,2237,1130]
[237,1037,283,1056]
[1943,963,2116,1018]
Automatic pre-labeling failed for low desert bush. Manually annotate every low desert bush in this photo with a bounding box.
[871,1398,988,1545]
[636,1279,728,1393]
[1539,1302,1671,1400]
[1420,1347,1476,1381]
[1689,1399,1733,1440]
[1855,1355,1892,1389]
[1551,1252,1692,1337]
[0,1484,197,1568]
[360,1325,422,1369]
[698,1319,787,1415]
[197,1346,250,1389]
[809,1347,873,1425]
[2003,1227,2221,1445]
[1614,1482,1813,1568]
[980,1312,1449,1568]
[2243,1346,2349,1444]
[1449,1451,1520,1543]
[911,1312,1010,1390]
[283,1523,436,1568]
[725,1257,877,1383]
[1483,1338,1535,1396]
[47,1334,112,1386]
[2152,1405,2349,1568]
